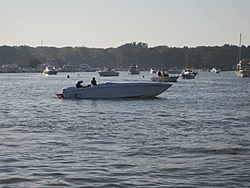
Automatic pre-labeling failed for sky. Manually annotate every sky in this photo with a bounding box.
[1,0,250,48]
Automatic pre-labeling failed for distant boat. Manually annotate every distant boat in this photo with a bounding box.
[180,69,195,79]
[150,68,157,74]
[236,33,250,77]
[128,64,140,75]
[98,68,119,76]
[236,59,250,77]
[182,69,197,77]
[59,63,75,72]
[78,63,97,72]
[166,67,181,74]
[43,66,57,75]
[151,76,179,82]
[151,70,179,82]
[210,68,220,73]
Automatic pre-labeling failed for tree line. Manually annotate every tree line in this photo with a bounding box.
[0,42,249,70]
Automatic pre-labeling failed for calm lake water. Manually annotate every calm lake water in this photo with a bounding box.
[0,71,249,187]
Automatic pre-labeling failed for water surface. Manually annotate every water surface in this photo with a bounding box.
[0,71,249,187]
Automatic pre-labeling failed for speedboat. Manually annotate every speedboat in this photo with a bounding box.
[56,82,172,99]
[180,69,197,78]
[128,64,140,75]
[98,68,119,76]
[151,70,179,82]
[210,68,220,73]
[151,76,179,82]
[182,68,198,76]
[43,66,57,75]
[180,71,195,79]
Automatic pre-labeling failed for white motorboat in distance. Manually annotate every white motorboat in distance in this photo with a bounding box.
[98,68,119,76]
[56,82,172,99]
[128,64,140,74]
[235,33,250,77]
[151,70,179,82]
[180,71,195,79]
[210,68,220,73]
[151,76,179,82]
[166,67,181,74]
[236,59,250,77]
[43,66,57,75]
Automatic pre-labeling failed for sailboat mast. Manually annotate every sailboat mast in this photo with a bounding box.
[185,46,188,68]
[237,33,242,64]
[239,33,242,61]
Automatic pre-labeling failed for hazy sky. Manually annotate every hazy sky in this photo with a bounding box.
[1,0,249,48]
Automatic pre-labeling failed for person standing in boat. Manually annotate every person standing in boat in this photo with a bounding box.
[91,77,97,86]
[76,80,83,88]
[158,71,162,77]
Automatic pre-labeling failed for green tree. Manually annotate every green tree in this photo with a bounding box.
[28,58,41,68]
[18,45,32,66]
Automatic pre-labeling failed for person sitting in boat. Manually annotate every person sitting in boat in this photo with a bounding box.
[158,71,162,77]
[76,80,83,88]
[91,77,97,86]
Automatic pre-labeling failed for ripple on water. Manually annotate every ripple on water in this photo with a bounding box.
[0,72,250,187]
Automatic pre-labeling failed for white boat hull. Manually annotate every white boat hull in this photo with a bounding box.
[236,70,250,77]
[43,70,57,75]
[128,70,140,75]
[128,65,140,74]
[151,76,179,82]
[180,72,195,79]
[98,71,119,76]
[57,82,172,99]
[43,66,57,75]
[210,68,220,73]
